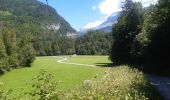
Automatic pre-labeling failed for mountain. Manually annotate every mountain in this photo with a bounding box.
[79,11,120,35]
[0,0,76,36]
[0,0,77,56]
[96,12,120,32]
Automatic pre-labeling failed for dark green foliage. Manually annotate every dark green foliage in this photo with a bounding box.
[110,0,145,64]
[1,28,18,68]
[110,0,170,74]
[76,31,112,55]
[130,0,170,72]
[18,36,36,67]
[0,33,8,72]
[32,32,75,56]
[59,37,75,55]
[147,0,170,68]
[0,27,36,72]
[110,15,129,63]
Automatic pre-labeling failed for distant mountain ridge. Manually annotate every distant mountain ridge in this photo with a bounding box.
[96,12,120,32]
[79,11,120,35]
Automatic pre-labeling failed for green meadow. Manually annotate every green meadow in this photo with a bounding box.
[0,56,160,99]
[0,56,109,91]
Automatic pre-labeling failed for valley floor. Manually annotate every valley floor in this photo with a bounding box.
[0,56,109,91]
[0,56,162,99]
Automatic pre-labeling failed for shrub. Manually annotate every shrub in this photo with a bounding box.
[66,66,160,100]
[26,69,60,100]
[0,82,13,100]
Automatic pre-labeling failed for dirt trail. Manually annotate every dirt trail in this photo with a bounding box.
[145,74,170,100]
[57,57,97,67]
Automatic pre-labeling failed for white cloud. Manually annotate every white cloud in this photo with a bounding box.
[92,6,97,11]
[83,0,158,29]
[98,0,122,16]
[83,19,105,29]
[98,0,158,16]
[83,0,121,29]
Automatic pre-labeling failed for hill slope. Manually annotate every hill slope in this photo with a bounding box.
[0,0,77,56]
[0,0,76,34]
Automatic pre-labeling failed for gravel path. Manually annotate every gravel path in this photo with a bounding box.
[57,57,97,67]
[145,74,170,100]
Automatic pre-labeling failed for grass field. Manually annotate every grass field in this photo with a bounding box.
[0,56,160,99]
[66,56,112,66]
[0,56,109,91]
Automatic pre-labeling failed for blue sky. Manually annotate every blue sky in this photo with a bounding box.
[39,0,157,31]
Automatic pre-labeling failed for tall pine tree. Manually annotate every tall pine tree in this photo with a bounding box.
[110,0,144,64]
[0,32,8,72]
[2,28,18,68]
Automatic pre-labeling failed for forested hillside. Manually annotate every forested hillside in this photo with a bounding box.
[76,31,112,55]
[0,0,75,33]
[0,0,76,73]
[0,0,77,55]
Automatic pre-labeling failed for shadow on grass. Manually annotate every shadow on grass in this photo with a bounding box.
[95,63,113,67]
[0,69,4,75]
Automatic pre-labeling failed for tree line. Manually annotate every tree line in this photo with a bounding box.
[76,31,112,55]
[109,0,170,73]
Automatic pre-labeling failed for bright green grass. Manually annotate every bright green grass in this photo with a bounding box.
[0,56,109,92]
[66,56,112,67]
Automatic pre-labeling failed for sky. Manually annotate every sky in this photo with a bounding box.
[39,0,157,31]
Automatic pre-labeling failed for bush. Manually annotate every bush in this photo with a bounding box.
[66,66,160,100]
[0,82,13,99]
[26,69,60,100]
